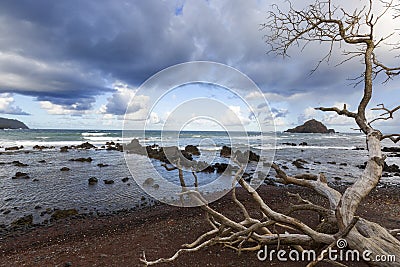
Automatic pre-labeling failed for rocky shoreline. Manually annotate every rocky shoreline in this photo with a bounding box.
[2,139,400,229]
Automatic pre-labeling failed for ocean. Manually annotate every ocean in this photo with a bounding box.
[0,129,399,226]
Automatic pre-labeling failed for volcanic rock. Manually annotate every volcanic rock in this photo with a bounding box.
[69,157,92,162]
[76,142,96,149]
[184,145,200,156]
[285,119,335,134]
[220,146,232,158]
[12,172,30,179]
[88,177,98,185]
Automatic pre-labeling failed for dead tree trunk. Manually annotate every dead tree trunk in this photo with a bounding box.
[141,0,400,266]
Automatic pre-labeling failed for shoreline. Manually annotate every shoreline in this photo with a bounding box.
[1,184,399,266]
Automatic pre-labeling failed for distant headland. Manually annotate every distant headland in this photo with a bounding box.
[0,117,29,129]
[285,119,335,133]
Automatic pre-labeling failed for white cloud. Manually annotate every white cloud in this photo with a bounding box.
[40,101,79,115]
[100,81,150,120]
[0,93,29,115]
[220,105,251,126]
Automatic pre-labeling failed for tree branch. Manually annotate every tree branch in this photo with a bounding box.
[370,103,400,124]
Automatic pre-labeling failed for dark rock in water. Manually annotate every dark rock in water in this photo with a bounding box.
[357,161,400,173]
[0,117,28,129]
[12,172,30,179]
[143,178,154,186]
[185,145,200,156]
[34,205,42,210]
[51,209,78,220]
[340,163,348,166]
[234,150,260,163]
[60,146,69,152]
[11,214,33,227]
[292,159,308,169]
[382,147,400,153]
[33,145,55,150]
[106,142,123,152]
[353,147,365,150]
[12,160,28,167]
[285,119,335,133]
[383,162,400,173]
[299,142,308,146]
[248,150,260,162]
[282,142,297,146]
[220,146,232,158]
[32,178,39,182]
[38,160,46,163]
[97,163,109,167]
[147,145,192,164]
[103,179,114,185]
[76,142,96,149]
[121,177,129,183]
[327,161,336,165]
[69,157,92,162]
[387,153,400,157]
[193,161,215,173]
[3,210,11,215]
[282,165,289,170]
[202,165,216,173]
[334,177,342,180]
[356,162,367,169]
[5,145,23,151]
[124,139,146,155]
[314,161,321,164]
[88,177,98,185]
[60,167,70,171]
[213,163,229,173]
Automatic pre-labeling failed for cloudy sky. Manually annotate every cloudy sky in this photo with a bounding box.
[0,0,399,132]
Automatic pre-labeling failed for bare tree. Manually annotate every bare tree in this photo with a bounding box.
[141,0,400,266]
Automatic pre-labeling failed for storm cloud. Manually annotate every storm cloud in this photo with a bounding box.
[0,0,398,129]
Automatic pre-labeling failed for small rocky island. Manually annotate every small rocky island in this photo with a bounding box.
[285,119,335,133]
[0,117,29,129]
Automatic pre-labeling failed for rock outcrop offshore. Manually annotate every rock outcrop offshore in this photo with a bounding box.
[285,119,335,134]
[0,117,29,129]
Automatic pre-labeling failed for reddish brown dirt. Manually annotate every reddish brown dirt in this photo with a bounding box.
[0,185,399,267]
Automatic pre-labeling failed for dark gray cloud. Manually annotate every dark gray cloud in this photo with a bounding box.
[0,0,398,118]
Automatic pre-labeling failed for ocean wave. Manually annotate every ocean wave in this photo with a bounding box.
[81,132,110,137]
[83,136,123,142]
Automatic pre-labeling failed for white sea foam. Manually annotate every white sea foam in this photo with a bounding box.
[81,132,110,137]
[83,136,124,142]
